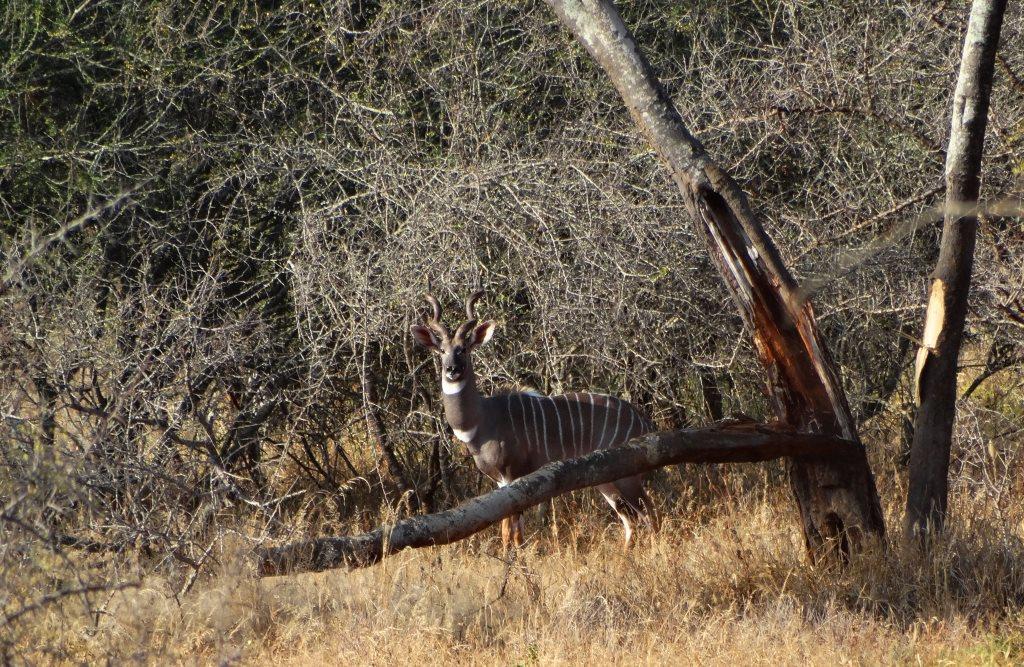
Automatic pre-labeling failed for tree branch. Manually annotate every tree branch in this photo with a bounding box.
[256,423,857,576]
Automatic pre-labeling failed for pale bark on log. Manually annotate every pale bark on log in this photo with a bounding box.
[257,424,858,576]
[544,0,884,558]
[905,0,1006,539]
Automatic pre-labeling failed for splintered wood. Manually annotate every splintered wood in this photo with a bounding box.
[914,278,947,405]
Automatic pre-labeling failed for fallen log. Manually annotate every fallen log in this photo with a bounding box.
[257,423,858,577]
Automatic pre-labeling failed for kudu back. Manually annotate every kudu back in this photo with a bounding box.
[411,290,658,547]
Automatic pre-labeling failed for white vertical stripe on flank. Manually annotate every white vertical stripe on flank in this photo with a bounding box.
[549,396,563,459]
[518,393,530,452]
[622,407,635,446]
[598,395,611,450]
[564,394,573,457]
[577,393,585,456]
[506,395,516,448]
[588,393,596,454]
[530,394,541,456]
[607,399,623,449]
[539,396,549,462]
[569,391,577,459]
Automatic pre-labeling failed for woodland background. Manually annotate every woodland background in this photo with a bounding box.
[2,0,1024,662]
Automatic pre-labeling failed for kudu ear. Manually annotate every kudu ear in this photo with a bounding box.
[410,324,442,351]
[468,320,497,348]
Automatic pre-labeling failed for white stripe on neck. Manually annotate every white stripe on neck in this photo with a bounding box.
[453,425,477,443]
[442,378,466,395]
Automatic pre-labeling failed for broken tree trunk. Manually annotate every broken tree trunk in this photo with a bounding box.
[258,423,858,575]
[905,0,1006,539]
[544,0,884,559]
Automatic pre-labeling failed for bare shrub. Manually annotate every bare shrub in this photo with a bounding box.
[1,0,1023,654]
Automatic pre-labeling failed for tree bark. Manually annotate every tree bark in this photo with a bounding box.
[904,0,1006,539]
[544,0,884,559]
[257,423,859,576]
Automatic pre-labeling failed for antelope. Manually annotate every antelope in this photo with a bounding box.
[410,289,659,548]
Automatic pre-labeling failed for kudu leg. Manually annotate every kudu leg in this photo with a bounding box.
[639,489,661,534]
[599,477,656,549]
[598,483,634,548]
[501,514,526,550]
[512,513,525,547]
[501,516,512,550]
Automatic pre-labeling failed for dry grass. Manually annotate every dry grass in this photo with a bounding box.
[9,468,1024,666]
[6,368,1024,664]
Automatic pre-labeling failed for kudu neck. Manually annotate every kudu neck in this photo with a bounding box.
[441,365,483,430]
